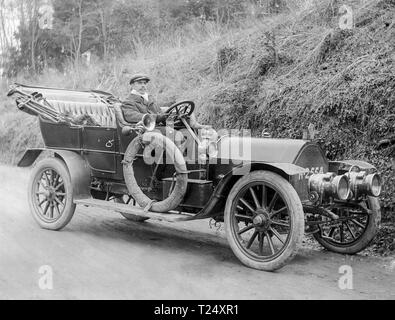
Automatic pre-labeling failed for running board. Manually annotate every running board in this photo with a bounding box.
[74,198,194,222]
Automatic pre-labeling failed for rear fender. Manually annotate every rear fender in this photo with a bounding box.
[53,150,91,200]
[18,148,91,200]
[17,148,45,167]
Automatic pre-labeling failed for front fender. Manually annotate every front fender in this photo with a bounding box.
[218,162,309,202]
[329,160,377,173]
[230,162,308,179]
[234,162,310,202]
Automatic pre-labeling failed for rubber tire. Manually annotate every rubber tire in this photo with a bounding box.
[224,170,305,271]
[313,197,381,254]
[114,197,149,222]
[28,158,76,231]
[123,131,188,213]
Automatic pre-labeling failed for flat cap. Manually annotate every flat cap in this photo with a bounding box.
[129,73,150,85]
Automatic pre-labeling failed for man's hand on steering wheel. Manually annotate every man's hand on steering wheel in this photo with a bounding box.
[164,101,195,119]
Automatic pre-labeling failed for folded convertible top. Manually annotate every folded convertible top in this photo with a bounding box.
[12,83,117,104]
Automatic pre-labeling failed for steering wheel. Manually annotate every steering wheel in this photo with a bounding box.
[165,101,195,117]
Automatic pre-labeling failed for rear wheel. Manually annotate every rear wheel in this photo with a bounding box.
[224,171,304,271]
[28,158,76,230]
[313,197,381,254]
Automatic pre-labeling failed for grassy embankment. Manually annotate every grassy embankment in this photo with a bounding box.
[0,0,393,253]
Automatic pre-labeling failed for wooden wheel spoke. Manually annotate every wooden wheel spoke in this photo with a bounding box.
[44,171,51,186]
[49,204,54,219]
[328,226,336,238]
[238,224,254,235]
[50,171,55,186]
[235,214,253,221]
[239,198,255,214]
[249,187,261,209]
[261,185,267,208]
[350,218,366,229]
[268,192,279,212]
[54,196,64,207]
[269,227,285,244]
[54,204,61,217]
[246,231,258,249]
[265,232,276,255]
[259,233,264,255]
[56,192,66,196]
[269,206,287,219]
[53,173,60,187]
[340,224,345,242]
[270,220,290,228]
[42,202,50,215]
[54,182,64,191]
[38,199,47,207]
[345,222,356,240]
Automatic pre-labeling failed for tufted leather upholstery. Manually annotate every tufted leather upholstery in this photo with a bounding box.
[48,100,116,127]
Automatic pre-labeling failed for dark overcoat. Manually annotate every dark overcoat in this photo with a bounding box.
[121,93,162,123]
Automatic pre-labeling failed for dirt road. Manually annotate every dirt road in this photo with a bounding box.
[0,165,394,300]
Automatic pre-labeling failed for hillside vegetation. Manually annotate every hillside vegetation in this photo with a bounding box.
[0,0,394,252]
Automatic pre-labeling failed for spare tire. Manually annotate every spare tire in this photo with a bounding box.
[123,131,188,213]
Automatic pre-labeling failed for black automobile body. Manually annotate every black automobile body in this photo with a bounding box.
[8,83,383,271]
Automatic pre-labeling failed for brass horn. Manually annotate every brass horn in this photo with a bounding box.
[121,114,156,136]
[137,113,156,132]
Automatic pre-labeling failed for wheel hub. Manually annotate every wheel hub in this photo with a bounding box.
[44,186,56,201]
[253,212,271,230]
[253,215,265,226]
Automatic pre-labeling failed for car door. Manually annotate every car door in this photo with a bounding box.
[82,126,118,175]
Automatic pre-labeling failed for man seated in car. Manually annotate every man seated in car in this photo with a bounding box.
[121,73,206,129]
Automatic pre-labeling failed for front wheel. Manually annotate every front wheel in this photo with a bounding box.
[313,197,381,254]
[224,171,304,271]
[28,158,76,230]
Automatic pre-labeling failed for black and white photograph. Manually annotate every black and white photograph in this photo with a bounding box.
[0,0,394,304]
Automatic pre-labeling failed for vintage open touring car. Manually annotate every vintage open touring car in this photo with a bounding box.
[8,83,383,271]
